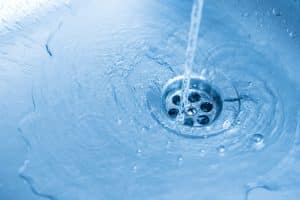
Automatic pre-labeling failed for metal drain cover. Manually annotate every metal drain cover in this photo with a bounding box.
[162,76,223,127]
[147,73,240,138]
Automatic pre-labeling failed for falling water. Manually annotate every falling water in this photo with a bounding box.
[182,0,204,110]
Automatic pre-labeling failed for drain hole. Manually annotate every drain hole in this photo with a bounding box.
[172,95,181,106]
[188,92,201,103]
[197,115,210,125]
[200,102,213,112]
[168,108,179,118]
[184,118,194,126]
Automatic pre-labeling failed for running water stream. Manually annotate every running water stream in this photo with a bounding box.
[181,0,204,112]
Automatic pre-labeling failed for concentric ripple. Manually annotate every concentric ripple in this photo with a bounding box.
[122,42,299,157]
[19,43,300,199]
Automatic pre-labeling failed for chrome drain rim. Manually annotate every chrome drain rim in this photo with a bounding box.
[162,76,222,127]
[147,73,240,138]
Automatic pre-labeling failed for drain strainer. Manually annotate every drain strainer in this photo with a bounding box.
[147,73,240,138]
[162,76,222,127]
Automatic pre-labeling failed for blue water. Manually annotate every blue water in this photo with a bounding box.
[1,0,300,199]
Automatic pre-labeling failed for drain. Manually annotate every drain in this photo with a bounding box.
[147,73,240,138]
[162,76,222,127]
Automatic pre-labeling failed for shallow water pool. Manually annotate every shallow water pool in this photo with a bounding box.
[0,0,300,199]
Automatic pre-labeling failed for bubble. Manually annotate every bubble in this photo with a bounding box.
[251,134,265,149]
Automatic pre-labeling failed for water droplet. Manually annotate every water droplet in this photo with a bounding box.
[117,119,122,125]
[243,12,249,17]
[251,134,265,149]
[252,134,264,143]
[136,149,142,156]
[177,155,183,164]
[132,165,138,173]
[217,145,225,155]
[222,120,231,129]
[289,31,296,38]
[272,8,281,16]
[166,140,172,148]
[199,149,206,156]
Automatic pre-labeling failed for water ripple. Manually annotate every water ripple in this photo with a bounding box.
[16,1,300,199]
